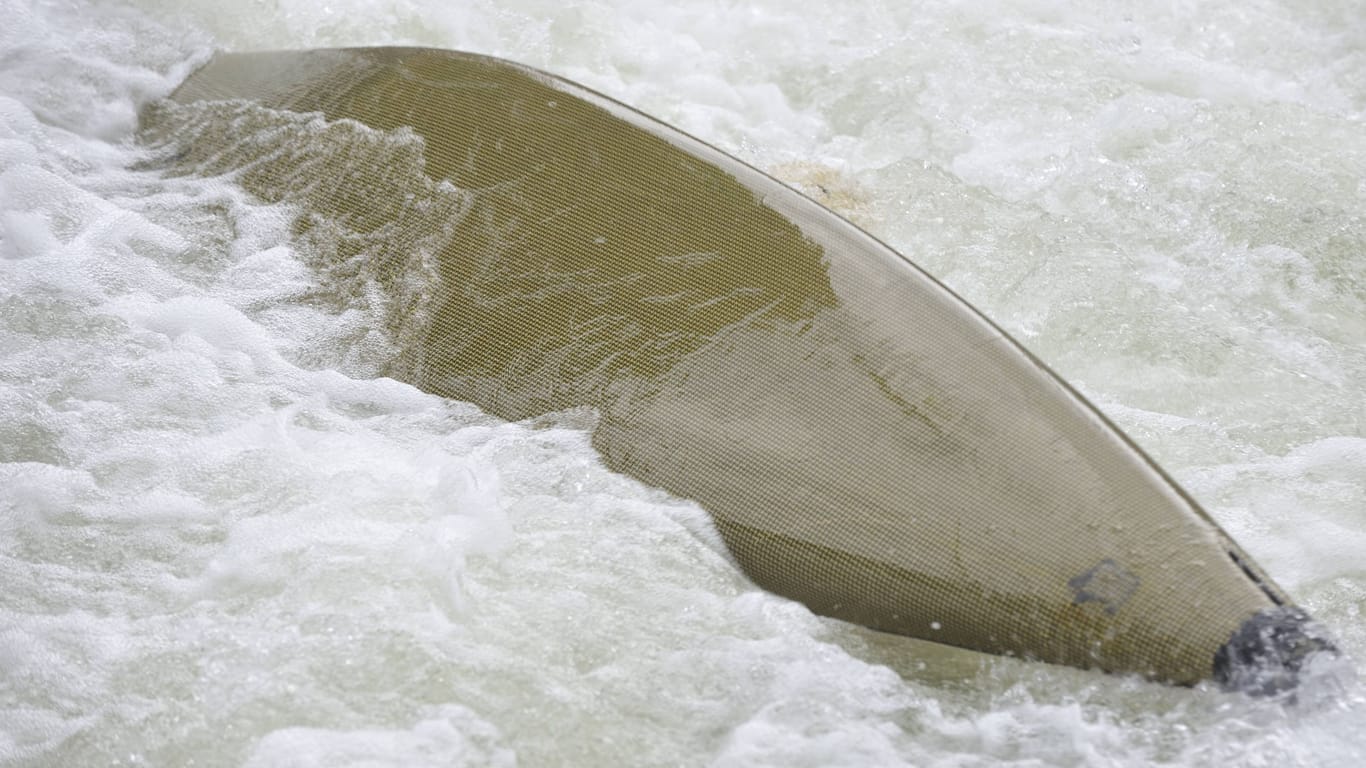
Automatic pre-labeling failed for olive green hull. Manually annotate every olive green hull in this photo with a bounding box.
[143,47,1296,686]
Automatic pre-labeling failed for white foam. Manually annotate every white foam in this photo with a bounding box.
[243,705,516,768]
[1,0,1363,765]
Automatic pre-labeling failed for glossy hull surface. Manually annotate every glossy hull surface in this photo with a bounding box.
[143,47,1305,686]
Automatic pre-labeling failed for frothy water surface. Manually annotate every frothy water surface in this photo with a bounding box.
[2,1,1363,766]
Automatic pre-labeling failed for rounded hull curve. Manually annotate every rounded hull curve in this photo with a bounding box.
[140,46,1334,688]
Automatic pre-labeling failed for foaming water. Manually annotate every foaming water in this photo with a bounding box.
[2,0,1363,766]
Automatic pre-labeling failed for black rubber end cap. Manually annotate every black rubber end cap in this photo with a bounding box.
[1213,606,1339,696]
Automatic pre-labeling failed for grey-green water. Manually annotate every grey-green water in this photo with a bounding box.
[2,1,1363,765]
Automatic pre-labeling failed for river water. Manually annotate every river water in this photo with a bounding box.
[2,1,1363,766]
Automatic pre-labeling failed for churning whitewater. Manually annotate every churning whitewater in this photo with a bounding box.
[2,1,1364,767]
